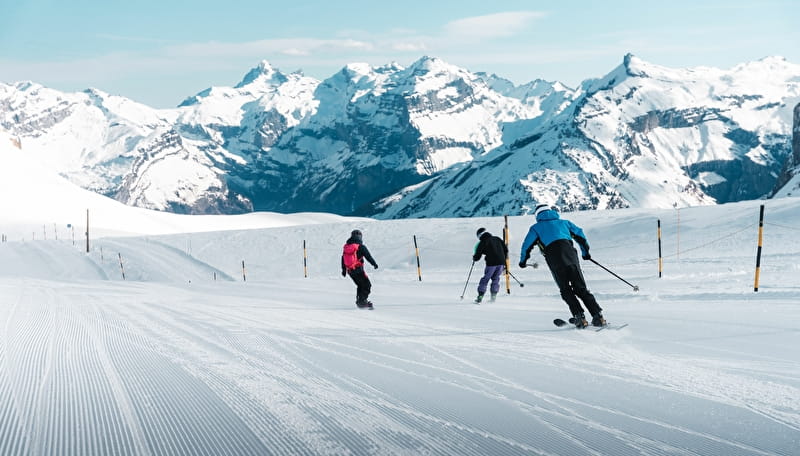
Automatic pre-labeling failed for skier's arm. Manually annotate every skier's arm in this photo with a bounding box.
[359,244,378,268]
[472,240,483,261]
[519,227,540,266]
[341,255,346,275]
[566,220,590,257]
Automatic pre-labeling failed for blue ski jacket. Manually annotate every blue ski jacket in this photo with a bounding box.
[519,209,590,266]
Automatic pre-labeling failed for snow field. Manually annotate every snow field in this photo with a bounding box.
[1,198,799,455]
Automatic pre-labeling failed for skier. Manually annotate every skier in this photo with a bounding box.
[472,227,508,303]
[518,204,606,328]
[341,229,379,309]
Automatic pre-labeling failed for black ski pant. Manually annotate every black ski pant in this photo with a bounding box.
[348,268,372,304]
[551,264,602,317]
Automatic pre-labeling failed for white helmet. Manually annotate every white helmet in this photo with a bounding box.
[533,202,555,217]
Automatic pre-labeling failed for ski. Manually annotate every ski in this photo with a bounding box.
[595,323,628,331]
[553,318,628,331]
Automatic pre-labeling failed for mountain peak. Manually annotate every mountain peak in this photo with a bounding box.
[623,53,651,78]
[408,55,455,74]
[235,60,288,88]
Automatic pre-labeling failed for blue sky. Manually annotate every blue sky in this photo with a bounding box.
[1,0,798,108]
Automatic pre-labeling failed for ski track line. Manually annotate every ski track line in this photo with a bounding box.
[11,285,58,456]
[265,330,557,456]
[275,329,617,456]
[475,335,799,454]
[159,290,796,454]
[120,298,532,454]
[82,295,152,456]
[21,286,264,456]
[0,283,30,455]
[295,330,789,456]
[289,328,708,456]
[147,310,365,455]
[292,333,657,456]
[464,324,800,439]
[107,299,292,455]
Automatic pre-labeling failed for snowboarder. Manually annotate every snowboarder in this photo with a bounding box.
[518,204,606,328]
[341,229,379,309]
[472,228,508,303]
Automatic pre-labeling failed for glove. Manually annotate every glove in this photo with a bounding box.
[518,261,527,269]
[341,270,347,277]
[373,264,378,269]
[472,254,480,262]
[582,253,591,261]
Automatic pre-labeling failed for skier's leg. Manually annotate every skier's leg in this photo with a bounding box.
[357,271,372,303]
[489,265,503,295]
[553,266,584,316]
[477,266,491,296]
[568,266,602,316]
[348,270,361,303]
[350,269,371,305]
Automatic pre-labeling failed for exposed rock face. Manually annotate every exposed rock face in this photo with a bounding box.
[771,103,800,197]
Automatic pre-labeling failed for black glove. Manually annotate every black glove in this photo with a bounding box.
[518,261,527,269]
[373,263,378,269]
[582,253,591,261]
[341,270,347,277]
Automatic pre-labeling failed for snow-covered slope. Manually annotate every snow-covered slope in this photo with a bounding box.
[0,129,353,240]
[1,153,798,454]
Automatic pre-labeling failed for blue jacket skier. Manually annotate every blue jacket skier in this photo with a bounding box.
[518,204,606,328]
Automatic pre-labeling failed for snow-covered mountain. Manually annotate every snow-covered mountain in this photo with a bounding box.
[2,55,799,218]
[372,55,800,217]
[238,57,543,214]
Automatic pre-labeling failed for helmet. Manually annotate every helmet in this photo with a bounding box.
[351,229,362,238]
[534,203,555,218]
[476,227,486,239]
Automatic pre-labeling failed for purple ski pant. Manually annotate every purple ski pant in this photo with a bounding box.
[477,264,504,295]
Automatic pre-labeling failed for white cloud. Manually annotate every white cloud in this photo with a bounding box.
[163,38,374,59]
[443,11,546,39]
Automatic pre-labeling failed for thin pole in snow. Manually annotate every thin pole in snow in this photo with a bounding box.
[85,209,90,253]
[413,235,422,281]
[303,240,308,278]
[503,215,511,294]
[242,260,247,282]
[657,219,663,278]
[754,204,765,292]
[118,253,126,280]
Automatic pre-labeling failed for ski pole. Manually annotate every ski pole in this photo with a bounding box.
[459,261,476,299]
[508,270,525,287]
[589,258,639,292]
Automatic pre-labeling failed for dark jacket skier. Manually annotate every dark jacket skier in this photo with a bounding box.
[341,229,378,309]
[472,228,508,303]
[518,204,606,328]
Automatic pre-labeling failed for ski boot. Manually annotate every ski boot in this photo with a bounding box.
[591,313,607,327]
[474,294,484,303]
[356,300,373,310]
[490,293,497,302]
[573,313,588,329]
